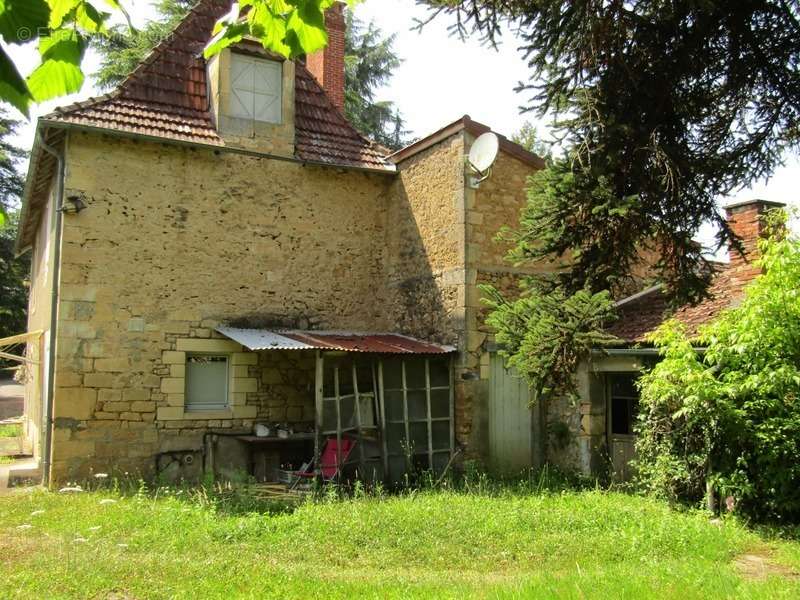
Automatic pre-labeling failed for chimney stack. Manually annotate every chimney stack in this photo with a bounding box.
[724,199,785,275]
[306,2,346,113]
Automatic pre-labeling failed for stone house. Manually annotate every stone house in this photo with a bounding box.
[14,0,548,484]
[12,0,776,486]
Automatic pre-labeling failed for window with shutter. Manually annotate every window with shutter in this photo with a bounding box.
[229,53,282,124]
[186,355,230,411]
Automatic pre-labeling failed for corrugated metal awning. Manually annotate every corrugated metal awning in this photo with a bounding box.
[216,327,455,354]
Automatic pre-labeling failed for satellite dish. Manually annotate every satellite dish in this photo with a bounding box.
[467,132,500,187]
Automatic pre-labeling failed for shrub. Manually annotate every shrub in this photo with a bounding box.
[636,212,800,522]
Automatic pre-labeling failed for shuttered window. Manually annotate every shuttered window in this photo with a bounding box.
[186,355,229,411]
[229,53,282,123]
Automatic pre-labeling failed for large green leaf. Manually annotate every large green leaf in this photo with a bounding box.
[0,46,31,116]
[26,32,86,102]
[75,2,109,33]
[204,22,247,59]
[248,3,290,55]
[0,0,50,43]
[285,3,327,57]
[48,0,80,29]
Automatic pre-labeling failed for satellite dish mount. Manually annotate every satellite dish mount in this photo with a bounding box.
[467,132,500,188]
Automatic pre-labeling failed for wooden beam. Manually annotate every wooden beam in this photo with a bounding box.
[0,330,43,348]
[377,360,389,481]
[0,350,38,364]
[314,351,324,483]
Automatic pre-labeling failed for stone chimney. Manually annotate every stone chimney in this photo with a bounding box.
[306,2,346,112]
[724,199,786,276]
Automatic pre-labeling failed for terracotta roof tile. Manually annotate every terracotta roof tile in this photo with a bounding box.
[45,0,392,171]
[609,262,756,344]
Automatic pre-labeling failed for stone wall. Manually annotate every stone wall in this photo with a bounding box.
[48,130,394,480]
[387,133,466,346]
[546,354,647,476]
[461,144,541,458]
[387,133,470,452]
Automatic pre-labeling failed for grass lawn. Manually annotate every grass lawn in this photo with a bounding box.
[1,485,799,599]
[0,423,21,438]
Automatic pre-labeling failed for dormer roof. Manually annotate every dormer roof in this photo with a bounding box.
[44,0,392,171]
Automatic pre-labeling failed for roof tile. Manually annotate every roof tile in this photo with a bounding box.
[609,262,757,343]
[45,0,392,171]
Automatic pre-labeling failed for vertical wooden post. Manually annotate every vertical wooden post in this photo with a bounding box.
[352,361,366,478]
[401,359,410,471]
[425,358,434,470]
[449,355,455,458]
[334,365,341,484]
[314,351,324,483]
[377,360,389,482]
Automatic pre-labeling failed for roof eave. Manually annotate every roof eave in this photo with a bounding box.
[387,114,546,170]
[15,120,62,256]
[40,118,398,176]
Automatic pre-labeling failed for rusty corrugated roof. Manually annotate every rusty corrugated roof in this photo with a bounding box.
[45,0,392,171]
[217,327,456,354]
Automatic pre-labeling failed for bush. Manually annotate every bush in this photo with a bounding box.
[636,212,800,522]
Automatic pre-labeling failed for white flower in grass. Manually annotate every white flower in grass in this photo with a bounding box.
[94,473,109,479]
[99,499,117,505]
[30,510,45,516]
[59,486,83,493]
[17,524,33,530]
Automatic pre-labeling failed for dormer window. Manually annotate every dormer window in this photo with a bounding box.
[206,44,295,156]
[229,53,282,124]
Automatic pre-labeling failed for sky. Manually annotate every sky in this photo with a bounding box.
[7,0,798,254]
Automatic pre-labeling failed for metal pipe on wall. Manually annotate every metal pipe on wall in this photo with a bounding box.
[37,132,66,488]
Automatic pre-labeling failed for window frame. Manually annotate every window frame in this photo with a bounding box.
[606,373,640,437]
[185,353,231,413]
[228,52,283,124]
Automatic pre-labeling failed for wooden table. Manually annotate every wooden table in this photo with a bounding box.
[235,434,315,482]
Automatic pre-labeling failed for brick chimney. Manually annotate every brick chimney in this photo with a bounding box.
[306,2,346,112]
[724,199,786,276]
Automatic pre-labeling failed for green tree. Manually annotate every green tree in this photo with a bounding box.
[636,211,800,521]
[0,107,30,341]
[94,0,195,89]
[423,0,799,397]
[510,121,549,159]
[0,211,30,341]
[420,2,799,299]
[95,1,409,148]
[344,12,409,150]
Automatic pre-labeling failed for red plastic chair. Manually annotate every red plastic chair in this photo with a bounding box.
[293,438,355,482]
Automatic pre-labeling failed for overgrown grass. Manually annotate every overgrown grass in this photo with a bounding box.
[1,480,799,599]
[0,423,20,438]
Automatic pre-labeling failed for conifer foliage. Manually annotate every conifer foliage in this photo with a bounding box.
[425,0,799,396]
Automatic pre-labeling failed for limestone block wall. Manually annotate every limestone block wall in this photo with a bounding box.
[461,146,541,458]
[48,131,394,480]
[387,133,466,347]
[546,355,646,476]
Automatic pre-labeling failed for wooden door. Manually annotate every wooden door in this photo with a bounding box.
[606,374,639,481]
[488,354,543,473]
